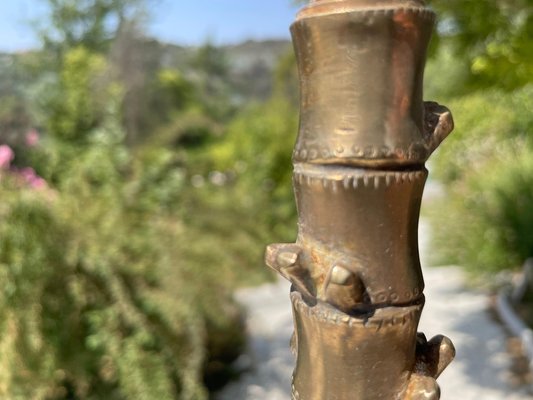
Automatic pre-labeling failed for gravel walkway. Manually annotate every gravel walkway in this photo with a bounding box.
[216,219,533,400]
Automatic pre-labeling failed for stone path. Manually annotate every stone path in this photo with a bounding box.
[215,219,533,400]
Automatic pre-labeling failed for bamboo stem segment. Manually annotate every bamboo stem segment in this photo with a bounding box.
[266,1,455,399]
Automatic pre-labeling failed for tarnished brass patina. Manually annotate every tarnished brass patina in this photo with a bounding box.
[266,0,455,398]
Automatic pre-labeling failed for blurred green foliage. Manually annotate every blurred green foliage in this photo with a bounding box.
[0,0,301,396]
[429,0,532,91]
[0,0,531,397]
[0,41,259,398]
[39,0,148,55]
[46,48,114,143]
[0,2,297,392]
[0,143,212,400]
[428,86,533,273]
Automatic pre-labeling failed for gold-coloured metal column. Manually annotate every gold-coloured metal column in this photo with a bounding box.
[266,1,456,399]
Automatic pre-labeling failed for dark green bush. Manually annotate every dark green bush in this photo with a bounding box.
[0,134,250,399]
[429,85,533,273]
[0,17,300,396]
[0,45,252,399]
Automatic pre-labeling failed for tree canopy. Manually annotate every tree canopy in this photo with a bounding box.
[39,0,149,54]
[429,0,532,90]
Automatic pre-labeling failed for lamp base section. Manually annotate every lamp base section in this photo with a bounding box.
[290,290,454,400]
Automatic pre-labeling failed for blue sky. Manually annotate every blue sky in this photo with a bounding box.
[0,0,300,52]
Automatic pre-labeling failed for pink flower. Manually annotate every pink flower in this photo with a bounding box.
[18,167,47,189]
[25,129,39,147]
[29,176,47,189]
[0,145,48,190]
[0,145,14,169]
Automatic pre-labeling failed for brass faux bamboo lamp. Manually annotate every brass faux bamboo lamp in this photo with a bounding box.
[266,1,456,399]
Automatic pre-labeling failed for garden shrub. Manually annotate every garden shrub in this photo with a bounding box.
[0,126,252,399]
[429,85,533,274]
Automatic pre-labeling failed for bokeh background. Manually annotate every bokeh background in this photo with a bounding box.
[0,0,530,399]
